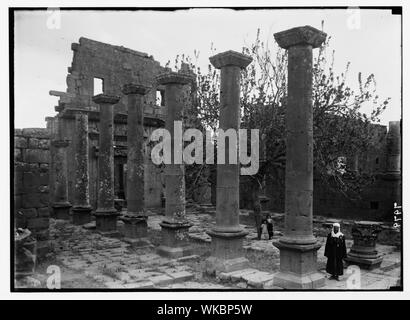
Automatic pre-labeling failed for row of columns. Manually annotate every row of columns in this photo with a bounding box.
[50,25,328,289]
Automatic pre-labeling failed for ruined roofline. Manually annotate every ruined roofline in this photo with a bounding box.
[76,37,155,60]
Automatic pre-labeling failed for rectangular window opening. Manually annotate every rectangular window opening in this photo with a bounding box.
[94,77,104,95]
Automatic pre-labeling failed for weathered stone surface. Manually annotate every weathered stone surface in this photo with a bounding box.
[22,128,50,139]
[121,83,150,239]
[209,50,252,70]
[166,270,194,283]
[149,274,174,286]
[345,221,384,269]
[93,95,120,232]
[243,272,273,288]
[18,208,38,219]
[274,25,327,49]
[27,217,49,230]
[22,193,49,208]
[51,139,71,219]
[273,26,326,289]
[206,50,252,274]
[156,71,193,258]
[15,137,27,148]
[28,138,50,149]
[23,149,50,164]
[72,111,92,225]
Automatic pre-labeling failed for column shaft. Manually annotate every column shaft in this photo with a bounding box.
[72,111,92,225]
[156,71,194,258]
[126,93,145,215]
[283,44,315,244]
[215,65,241,232]
[205,50,252,275]
[121,84,150,244]
[98,103,115,211]
[51,139,71,220]
[93,94,120,234]
[164,83,186,222]
[272,25,327,289]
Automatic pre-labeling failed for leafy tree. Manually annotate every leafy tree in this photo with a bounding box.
[168,25,390,202]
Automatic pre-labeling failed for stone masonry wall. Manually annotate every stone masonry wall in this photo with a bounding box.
[14,128,50,257]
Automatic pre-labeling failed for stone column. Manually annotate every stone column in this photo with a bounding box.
[51,138,71,220]
[386,121,401,174]
[92,94,121,235]
[272,26,327,289]
[121,83,151,246]
[345,221,383,269]
[205,50,252,274]
[383,120,401,218]
[72,111,92,225]
[51,116,72,220]
[156,71,194,258]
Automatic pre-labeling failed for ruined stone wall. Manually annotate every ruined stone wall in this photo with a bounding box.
[50,38,168,210]
[263,122,400,221]
[14,128,50,257]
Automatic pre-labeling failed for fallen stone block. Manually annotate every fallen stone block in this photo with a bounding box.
[122,281,154,289]
[229,269,259,282]
[166,271,194,283]
[236,281,248,289]
[139,253,161,263]
[149,274,174,286]
[104,280,125,288]
[243,272,273,288]
[176,255,200,262]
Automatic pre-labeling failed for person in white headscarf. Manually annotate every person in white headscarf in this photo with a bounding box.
[324,222,347,280]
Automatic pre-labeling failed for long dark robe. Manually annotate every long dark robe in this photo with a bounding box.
[324,233,347,276]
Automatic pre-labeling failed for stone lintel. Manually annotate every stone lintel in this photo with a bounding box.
[274,25,327,49]
[210,50,252,69]
[51,139,70,148]
[92,94,121,105]
[156,71,194,85]
[122,83,151,95]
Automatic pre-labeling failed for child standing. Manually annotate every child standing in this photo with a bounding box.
[266,214,274,240]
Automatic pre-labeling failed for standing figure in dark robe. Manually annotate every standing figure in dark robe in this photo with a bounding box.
[324,223,347,280]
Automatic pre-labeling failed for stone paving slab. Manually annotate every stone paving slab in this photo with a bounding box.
[243,272,274,288]
[22,217,400,290]
[149,274,174,286]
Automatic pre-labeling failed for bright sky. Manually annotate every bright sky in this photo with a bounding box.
[14,8,401,128]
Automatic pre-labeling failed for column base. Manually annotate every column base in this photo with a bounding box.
[205,229,249,275]
[344,252,383,270]
[94,209,120,235]
[273,270,325,289]
[272,239,325,289]
[121,215,152,248]
[52,202,72,220]
[157,220,193,258]
[71,206,92,225]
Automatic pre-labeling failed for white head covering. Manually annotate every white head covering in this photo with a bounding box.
[331,222,343,238]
